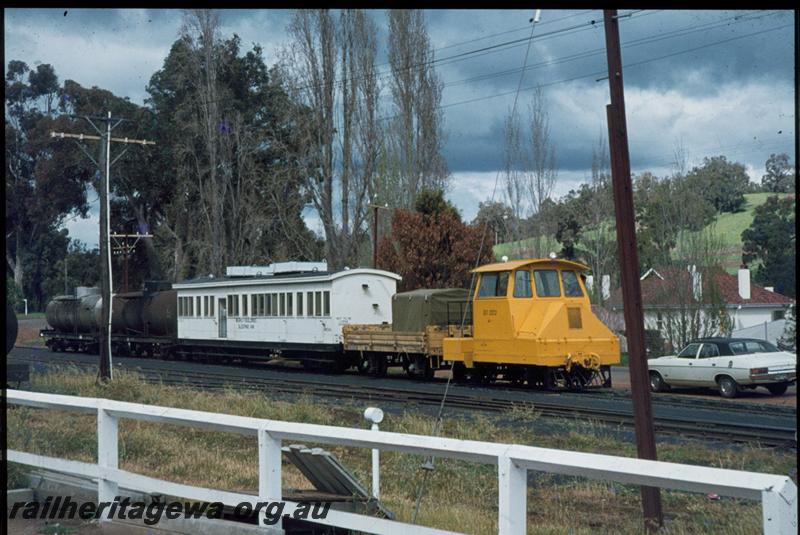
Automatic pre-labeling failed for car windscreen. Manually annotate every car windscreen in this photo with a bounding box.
[677,343,700,358]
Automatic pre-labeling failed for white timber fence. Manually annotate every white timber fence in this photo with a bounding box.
[6,389,797,535]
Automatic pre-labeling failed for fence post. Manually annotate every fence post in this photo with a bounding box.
[762,478,798,535]
[258,427,283,529]
[498,455,526,535]
[97,407,119,520]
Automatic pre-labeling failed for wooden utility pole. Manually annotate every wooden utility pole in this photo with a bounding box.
[111,233,153,292]
[51,114,154,381]
[603,10,663,531]
[369,203,390,269]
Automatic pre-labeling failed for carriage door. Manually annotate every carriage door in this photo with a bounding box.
[218,298,227,338]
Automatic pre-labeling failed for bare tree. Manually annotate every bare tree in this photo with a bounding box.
[653,226,730,352]
[503,111,526,246]
[525,87,557,222]
[581,134,617,304]
[285,9,380,269]
[383,9,448,210]
[671,137,689,178]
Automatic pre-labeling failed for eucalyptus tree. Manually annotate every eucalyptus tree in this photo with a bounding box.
[383,9,449,209]
[284,9,381,269]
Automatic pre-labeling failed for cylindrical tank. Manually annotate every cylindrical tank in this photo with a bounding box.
[141,290,177,336]
[46,294,102,333]
[45,289,177,338]
[120,294,146,334]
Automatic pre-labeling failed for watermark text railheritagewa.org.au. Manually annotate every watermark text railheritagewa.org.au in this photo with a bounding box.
[9,496,331,526]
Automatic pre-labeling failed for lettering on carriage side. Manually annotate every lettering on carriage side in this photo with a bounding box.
[483,309,497,316]
[236,317,256,329]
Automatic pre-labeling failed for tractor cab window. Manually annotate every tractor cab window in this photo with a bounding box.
[561,270,583,297]
[477,271,510,298]
[534,270,561,297]
[513,270,533,298]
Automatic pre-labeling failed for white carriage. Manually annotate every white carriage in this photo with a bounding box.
[172,263,400,359]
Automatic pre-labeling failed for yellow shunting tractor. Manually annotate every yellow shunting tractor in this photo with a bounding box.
[443,258,620,389]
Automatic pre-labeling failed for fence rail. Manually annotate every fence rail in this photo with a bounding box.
[6,389,797,534]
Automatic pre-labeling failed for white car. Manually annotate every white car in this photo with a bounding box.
[648,338,797,398]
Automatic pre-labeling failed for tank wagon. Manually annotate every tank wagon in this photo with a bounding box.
[41,282,177,356]
[443,258,619,388]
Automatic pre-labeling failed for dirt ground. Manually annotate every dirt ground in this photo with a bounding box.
[14,317,48,347]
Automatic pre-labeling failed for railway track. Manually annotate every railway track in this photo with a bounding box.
[8,347,797,448]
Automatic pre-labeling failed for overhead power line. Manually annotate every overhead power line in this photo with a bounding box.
[438,10,783,90]
[416,22,792,116]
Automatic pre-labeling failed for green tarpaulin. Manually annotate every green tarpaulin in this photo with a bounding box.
[391,288,471,332]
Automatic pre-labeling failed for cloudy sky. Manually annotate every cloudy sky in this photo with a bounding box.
[4,8,795,247]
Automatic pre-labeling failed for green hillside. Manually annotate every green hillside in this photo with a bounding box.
[493,193,794,273]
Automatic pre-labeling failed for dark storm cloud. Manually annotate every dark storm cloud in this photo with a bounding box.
[4,8,795,241]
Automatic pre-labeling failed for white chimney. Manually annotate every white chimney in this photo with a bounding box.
[692,271,702,301]
[738,267,751,300]
[601,275,611,301]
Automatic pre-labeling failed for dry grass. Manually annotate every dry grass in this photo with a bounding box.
[7,368,796,534]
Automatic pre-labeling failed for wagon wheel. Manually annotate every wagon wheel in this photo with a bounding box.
[357,353,371,374]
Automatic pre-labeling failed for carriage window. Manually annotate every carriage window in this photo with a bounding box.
[323,291,330,316]
[513,270,533,298]
[280,293,286,316]
[209,297,214,317]
[307,292,314,316]
[477,271,510,298]
[534,270,561,297]
[229,295,240,317]
[561,270,583,297]
[178,297,184,317]
[287,292,293,316]
[315,291,322,317]
[195,296,200,317]
[242,294,248,316]
[296,292,303,316]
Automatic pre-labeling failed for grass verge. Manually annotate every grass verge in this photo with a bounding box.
[7,368,797,534]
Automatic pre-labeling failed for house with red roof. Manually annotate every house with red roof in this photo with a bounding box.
[607,266,794,351]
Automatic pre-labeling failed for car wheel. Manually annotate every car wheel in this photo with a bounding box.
[649,371,669,393]
[717,376,738,398]
[766,383,789,396]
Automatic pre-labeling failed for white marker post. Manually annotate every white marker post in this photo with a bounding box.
[363,407,384,499]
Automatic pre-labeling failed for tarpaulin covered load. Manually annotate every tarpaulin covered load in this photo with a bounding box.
[391,288,470,332]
